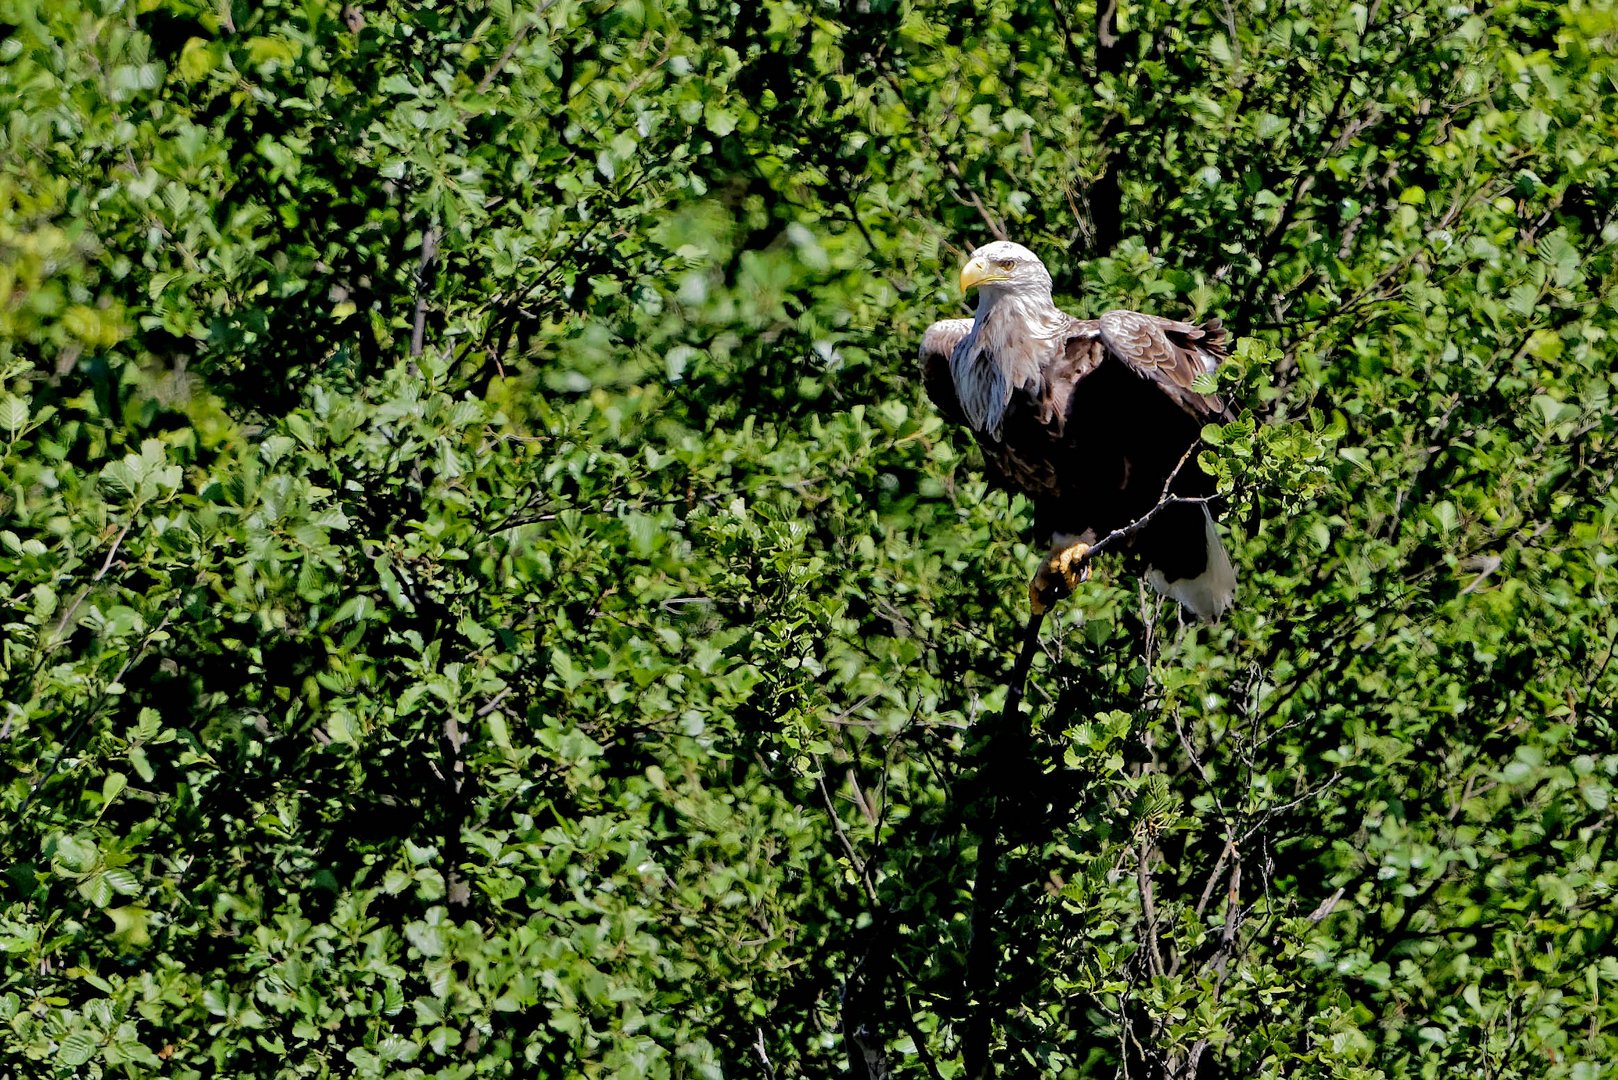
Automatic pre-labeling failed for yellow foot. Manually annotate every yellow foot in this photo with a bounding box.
[1054,541,1093,590]
[1029,541,1092,613]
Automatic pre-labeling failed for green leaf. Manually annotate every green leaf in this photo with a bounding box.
[704,101,738,137]
[178,37,222,82]
[57,1033,98,1067]
[0,394,28,434]
[106,905,153,947]
[100,772,126,810]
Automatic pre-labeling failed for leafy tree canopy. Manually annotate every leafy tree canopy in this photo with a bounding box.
[2,0,1616,1076]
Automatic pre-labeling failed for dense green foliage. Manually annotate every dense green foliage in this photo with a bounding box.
[4,0,1617,1076]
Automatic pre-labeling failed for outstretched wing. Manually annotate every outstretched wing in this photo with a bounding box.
[1091,310,1231,421]
[918,318,974,425]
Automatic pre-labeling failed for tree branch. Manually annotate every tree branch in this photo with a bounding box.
[410,223,442,359]
[961,607,1046,1079]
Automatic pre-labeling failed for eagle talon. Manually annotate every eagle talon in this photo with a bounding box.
[1054,542,1092,592]
[1029,541,1093,613]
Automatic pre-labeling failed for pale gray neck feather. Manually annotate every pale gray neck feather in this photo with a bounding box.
[950,289,1069,439]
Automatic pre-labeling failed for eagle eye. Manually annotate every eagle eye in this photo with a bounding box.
[995,258,1017,270]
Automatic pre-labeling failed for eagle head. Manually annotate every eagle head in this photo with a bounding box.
[959,241,1054,299]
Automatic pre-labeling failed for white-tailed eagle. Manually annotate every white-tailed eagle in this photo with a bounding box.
[920,240,1235,618]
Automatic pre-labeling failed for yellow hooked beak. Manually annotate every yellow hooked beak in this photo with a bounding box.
[960,256,1009,292]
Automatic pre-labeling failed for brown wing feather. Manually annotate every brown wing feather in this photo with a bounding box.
[918,318,973,425]
[1095,310,1231,421]
[1028,317,1103,435]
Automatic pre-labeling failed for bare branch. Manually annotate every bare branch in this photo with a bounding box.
[1137,837,1166,978]
[1083,491,1216,571]
[46,517,133,651]
[1308,887,1345,924]
[819,768,879,903]
[475,687,513,717]
[752,1025,777,1080]
[410,223,442,360]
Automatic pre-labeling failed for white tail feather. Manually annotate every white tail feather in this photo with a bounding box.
[1144,507,1236,620]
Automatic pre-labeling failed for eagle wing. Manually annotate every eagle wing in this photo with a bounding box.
[918,318,974,425]
[920,311,1231,430]
[1088,310,1232,422]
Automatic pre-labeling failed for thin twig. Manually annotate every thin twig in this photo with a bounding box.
[474,10,547,94]
[819,768,879,903]
[1137,837,1165,978]
[752,1025,777,1080]
[879,71,1007,241]
[1307,887,1345,924]
[901,993,948,1080]
[11,601,181,839]
[46,518,133,650]
[1083,492,1215,569]
[475,687,513,717]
